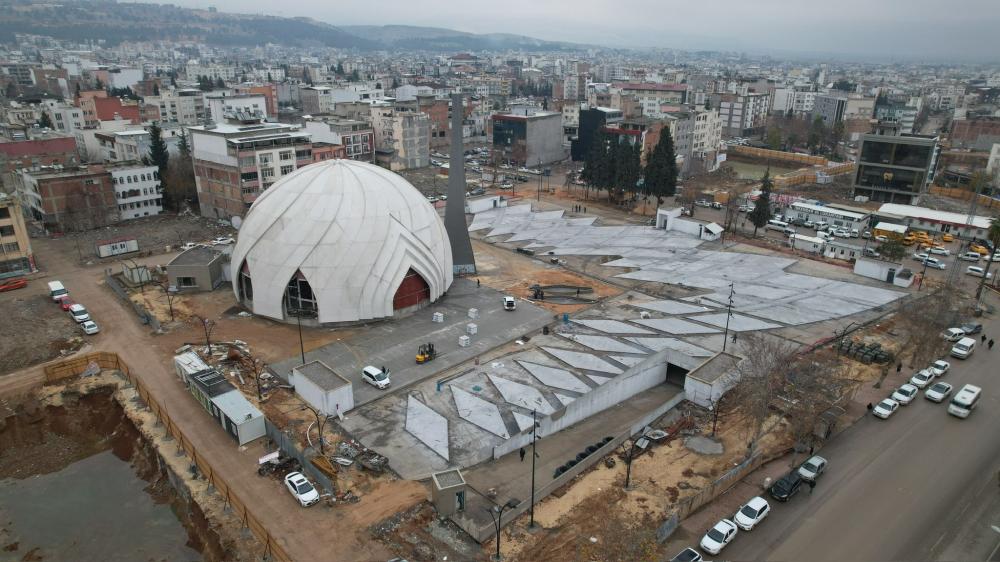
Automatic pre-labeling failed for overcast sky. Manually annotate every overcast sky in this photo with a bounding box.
[161,0,999,61]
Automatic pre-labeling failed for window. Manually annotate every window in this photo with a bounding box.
[259,154,272,165]
[2,242,18,253]
[0,207,10,219]
[280,151,293,161]
[261,167,275,179]
[127,176,132,183]
[176,276,197,288]
[280,165,294,175]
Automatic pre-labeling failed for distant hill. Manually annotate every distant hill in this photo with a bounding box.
[0,1,374,49]
[0,2,585,52]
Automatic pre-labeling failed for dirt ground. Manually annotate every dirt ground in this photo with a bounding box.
[0,288,83,376]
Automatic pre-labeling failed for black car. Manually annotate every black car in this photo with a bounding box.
[670,547,703,562]
[769,472,803,502]
[959,322,982,335]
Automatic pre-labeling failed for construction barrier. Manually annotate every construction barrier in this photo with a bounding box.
[928,185,1000,210]
[728,145,827,167]
[41,352,293,562]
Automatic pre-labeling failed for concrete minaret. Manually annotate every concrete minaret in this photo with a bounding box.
[444,93,476,274]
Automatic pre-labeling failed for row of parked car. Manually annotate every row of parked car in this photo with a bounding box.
[671,455,830,560]
[873,346,982,420]
[47,280,99,335]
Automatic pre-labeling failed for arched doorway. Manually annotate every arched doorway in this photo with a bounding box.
[237,260,253,303]
[284,270,318,315]
[393,268,430,310]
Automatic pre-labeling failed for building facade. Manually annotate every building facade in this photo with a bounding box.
[146,89,206,125]
[852,124,939,204]
[491,111,564,167]
[371,104,430,171]
[0,192,34,278]
[304,118,374,162]
[14,165,119,231]
[108,164,163,220]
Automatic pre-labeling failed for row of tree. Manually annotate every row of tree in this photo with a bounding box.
[580,128,679,204]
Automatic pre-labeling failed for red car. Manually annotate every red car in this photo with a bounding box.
[59,298,76,311]
[0,278,28,292]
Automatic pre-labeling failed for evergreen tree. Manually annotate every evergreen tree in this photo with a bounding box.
[267,72,273,82]
[153,83,160,96]
[38,112,54,129]
[170,74,177,87]
[4,82,15,98]
[95,77,104,90]
[215,76,226,88]
[350,69,360,82]
[748,169,773,237]
[177,130,190,158]
[643,128,678,200]
[614,140,641,200]
[74,82,81,97]
[197,75,212,91]
[147,123,170,178]
[582,129,612,195]
[336,62,345,75]
[303,67,313,85]
[391,77,400,89]
[808,116,825,153]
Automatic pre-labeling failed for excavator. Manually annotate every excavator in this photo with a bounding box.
[415,343,437,364]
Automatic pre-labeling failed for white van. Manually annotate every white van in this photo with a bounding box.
[950,337,976,359]
[48,280,69,301]
[947,384,982,418]
[765,219,790,232]
[67,303,91,323]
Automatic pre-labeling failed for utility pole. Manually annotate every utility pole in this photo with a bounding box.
[529,408,539,529]
[722,281,736,352]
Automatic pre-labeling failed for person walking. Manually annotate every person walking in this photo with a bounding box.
[989,339,995,350]
[808,480,816,494]
[896,362,902,374]
[982,334,987,344]
[519,448,526,462]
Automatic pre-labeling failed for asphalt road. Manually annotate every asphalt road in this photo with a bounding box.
[719,301,1000,562]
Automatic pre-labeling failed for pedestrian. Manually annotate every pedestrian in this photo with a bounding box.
[990,339,995,350]
[476,278,480,288]
[808,445,814,456]
[867,402,873,412]
[808,480,816,494]
[519,448,526,462]
[896,362,902,374]
[982,334,987,344]
[731,332,738,343]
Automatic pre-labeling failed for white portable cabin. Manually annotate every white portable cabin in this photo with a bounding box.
[290,360,355,416]
[174,351,211,383]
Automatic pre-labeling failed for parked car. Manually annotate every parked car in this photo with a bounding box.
[695,199,711,207]
[734,496,770,531]
[928,247,950,256]
[912,252,930,261]
[863,248,881,258]
[929,360,951,377]
[942,327,966,342]
[361,366,391,389]
[833,228,851,238]
[803,220,815,228]
[699,519,738,555]
[891,384,919,405]
[960,252,982,262]
[797,455,828,482]
[669,547,703,562]
[0,278,27,292]
[67,303,91,323]
[59,298,76,311]
[966,266,993,279]
[924,382,954,403]
[769,472,803,502]
[80,320,100,335]
[283,472,320,507]
[850,229,860,238]
[873,398,900,419]
[921,257,946,269]
[861,230,871,239]
[874,235,889,243]
[909,369,935,388]
[180,242,199,251]
[959,322,983,335]
[211,236,235,245]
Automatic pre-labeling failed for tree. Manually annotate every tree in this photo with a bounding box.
[336,61,345,75]
[766,128,782,150]
[154,280,178,321]
[238,352,270,401]
[147,123,169,179]
[391,77,400,89]
[896,291,965,368]
[643,127,678,201]
[152,83,160,96]
[170,74,177,88]
[193,315,217,348]
[879,235,906,262]
[581,129,613,199]
[197,75,212,91]
[832,79,856,92]
[95,77,103,90]
[74,82,81,97]
[302,67,313,86]
[215,76,226,89]
[726,333,800,451]
[176,130,190,158]
[349,69,360,82]
[748,169,773,237]
[808,116,826,153]
[975,216,1000,300]
[829,121,845,156]
[38,112,54,129]
[266,72,273,82]
[614,140,642,202]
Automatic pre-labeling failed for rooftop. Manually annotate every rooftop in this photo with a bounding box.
[791,201,868,220]
[189,121,297,136]
[168,246,223,267]
[190,369,235,398]
[211,389,263,424]
[877,203,994,230]
[614,82,687,92]
[682,351,741,384]
[294,360,351,391]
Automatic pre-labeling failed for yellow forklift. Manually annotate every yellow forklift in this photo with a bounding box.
[416,343,437,364]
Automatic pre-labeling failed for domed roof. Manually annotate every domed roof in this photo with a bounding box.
[231,160,453,323]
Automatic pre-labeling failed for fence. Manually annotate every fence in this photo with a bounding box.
[264,420,334,494]
[928,185,1000,210]
[728,145,828,167]
[104,272,161,331]
[42,352,293,562]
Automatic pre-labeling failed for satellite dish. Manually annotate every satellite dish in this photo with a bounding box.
[231,216,243,230]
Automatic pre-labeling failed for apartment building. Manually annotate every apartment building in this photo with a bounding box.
[395,95,451,148]
[14,164,119,231]
[710,91,771,137]
[491,110,564,167]
[613,82,688,119]
[108,163,163,220]
[39,100,86,134]
[189,121,313,218]
[370,103,430,171]
[206,93,268,122]
[77,91,143,127]
[300,86,335,115]
[0,133,79,192]
[146,89,206,125]
[303,117,374,162]
[563,74,585,101]
[0,192,34,278]
[571,106,624,161]
[185,63,238,82]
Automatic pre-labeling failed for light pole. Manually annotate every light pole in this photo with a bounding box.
[721,282,736,352]
[290,308,314,365]
[622,430,651,489]
[529,409,539,529]
[486,499,520,561]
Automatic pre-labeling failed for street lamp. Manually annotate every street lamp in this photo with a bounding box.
[528,409,540,529]
[485,499,520,561]
[622,430,652,490]
[289,308,315,365]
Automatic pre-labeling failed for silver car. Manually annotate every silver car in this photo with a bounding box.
[797,455,828,482]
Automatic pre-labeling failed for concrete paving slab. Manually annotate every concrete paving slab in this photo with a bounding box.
[691,312,783,332]
[541,347,625,375]
[451,386,510,439]
[558,333,648,353]
[624,337,714,357]
[632,300,715,315]
[488,374,556,415]
[587,374,613,385]
[516,360,592,394]
[572,319,656,334]
[405,396,450,461]
[634,317,722,334]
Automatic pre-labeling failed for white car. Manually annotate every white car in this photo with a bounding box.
[909,370,935,389]
[928,247,950,256]
[912,252,930,261]
[966,266,993,279]
[284,471,320,507]
[180,242,199,251]
[942,328,966,342]
[929,360,950,377]
[68,303,91,323]
[797,455,828,482]
[924,382,954,403]
[921,257,946,269]
[960,252,982,262]
[892,384,919,405]
[211,236,235,245]
[80,320,100,335]
[361,365,391,389]
[873,398,899,419]
[992,253,1000,263]
[700,519,738,555]
[875,235,889,243]
[734,497,770,531]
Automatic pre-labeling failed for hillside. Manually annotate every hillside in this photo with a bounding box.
[341,25,582,51]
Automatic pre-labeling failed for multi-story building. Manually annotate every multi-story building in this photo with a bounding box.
[185,63,238,82]
[812,94,848,126]
[189,121,313,218]
[146,89,206,125]
[563,74,585,101]
[949,116,1000,150]
[39,100,86,135]
[711,92,771,137]
[370,103,430,171]
[13,164,119,231]
[206,93,268,122]
[77,90,143,127]
[561,103,580,146]
[613,82,687,119]
[0,134,79,193]
[852,122,939,204]
[299,86,335,115]
[395,95,450,148]
[303,117,374,162]
[233,83,279,116]
[571,106,623,161]
[0,192,34,278]
[108,163,163,220]
[491,110,564,167]
[874,96,921,134]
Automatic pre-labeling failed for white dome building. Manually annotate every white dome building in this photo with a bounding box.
[231,160,453,324]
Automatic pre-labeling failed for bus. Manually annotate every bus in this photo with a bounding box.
[765,219,790,232]
[947,384,982,418]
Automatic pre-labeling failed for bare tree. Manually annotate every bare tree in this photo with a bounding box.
[726,333,800,453]
[895,290,966,368]
[154,280,178,321]
[301,404,331,455]
[192,314,217,348]
[238,352,270,400]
